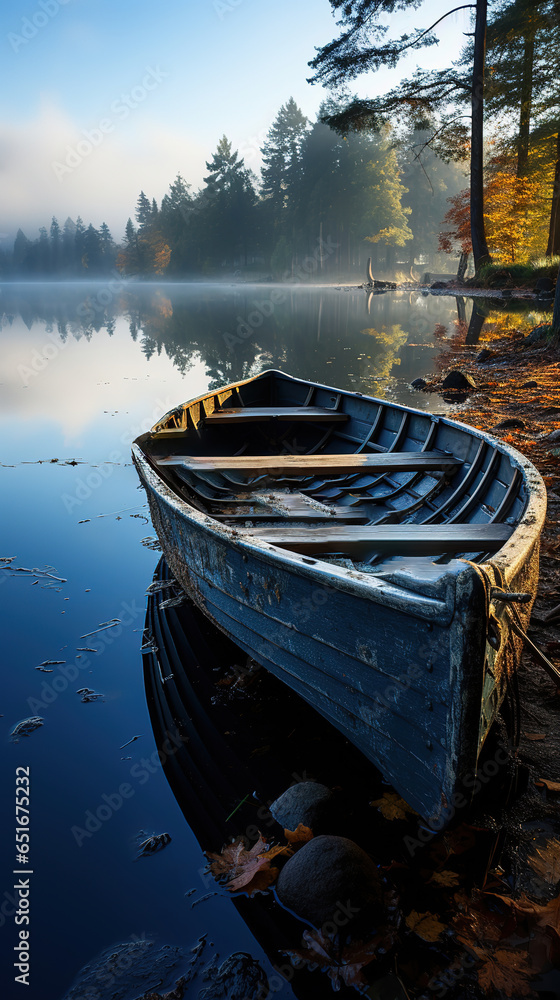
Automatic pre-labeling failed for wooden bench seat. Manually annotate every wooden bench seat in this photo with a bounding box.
[157,451,461,476]
[241,522,513,556]
[204,406,348,423]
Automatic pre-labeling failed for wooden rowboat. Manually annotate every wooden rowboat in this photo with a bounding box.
[132,369,546,823]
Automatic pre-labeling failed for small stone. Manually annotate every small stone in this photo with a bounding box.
[544,429,560,443]
[410,377,428,390]
[492,418,526,431]
[475,349,494,363]
[520,381,538,389]
[270,781,333,832]
[430,280,449,289]
[276,835,383,927]
[441,370,477,391]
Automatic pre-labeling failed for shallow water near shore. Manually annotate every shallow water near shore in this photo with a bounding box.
[0,281,548,999]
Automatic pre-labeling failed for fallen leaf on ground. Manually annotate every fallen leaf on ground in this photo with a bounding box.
[430,870,461,888]
[370,792,417,821]
[446,824,478,855]
[206,833,291,895]
[525,733,547,741]
[286,927,393,989]
[284,824,313,845]
[486,891,560,962]
[405,910,446,942]
[473,946,536,997]
[528,839,560,884]
[452,890,511,949]
[535,778,560,793]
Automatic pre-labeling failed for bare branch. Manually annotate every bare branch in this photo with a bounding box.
[396,5,476,55]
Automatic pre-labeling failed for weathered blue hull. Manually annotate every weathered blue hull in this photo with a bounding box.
[132,370,546,823]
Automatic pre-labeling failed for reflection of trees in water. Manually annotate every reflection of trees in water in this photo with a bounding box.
[0,282,125,342]
[2,283,546,393]
[359,325,409,394]
[465,297,552,344]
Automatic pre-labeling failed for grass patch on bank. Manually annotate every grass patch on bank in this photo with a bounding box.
[472,258,559,289]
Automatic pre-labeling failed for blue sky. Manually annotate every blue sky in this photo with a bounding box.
[1,0,472,242]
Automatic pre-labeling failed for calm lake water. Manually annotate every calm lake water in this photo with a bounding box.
[0,282,547,1000]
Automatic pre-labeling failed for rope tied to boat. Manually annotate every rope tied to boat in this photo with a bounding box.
[506,602,560,686]
[487,579,560,685]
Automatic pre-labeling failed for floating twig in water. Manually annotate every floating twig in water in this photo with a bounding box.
[80,619,121,638]
[135,832,171,859]
[146,579,176,594]
[94,504,147,519]
[159,594,185,610]
[120,735,143,749]
[76,688,105,703]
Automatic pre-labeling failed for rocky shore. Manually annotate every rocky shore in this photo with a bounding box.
[411,326,560,780]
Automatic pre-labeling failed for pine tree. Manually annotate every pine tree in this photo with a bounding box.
[118,218,141,275]
[160,174,193,261]
[74,217,86,271]
[199,136,258,267]
[99,222,116,267]
[83,224,102,272]
[13,229,30,273]
[38,227,50,274]
[50,217,61,272]
[62,218,77,271]
[135,191,153,229]
[486,0,554,175]
[308,0,493,271]
[261,99,309,217]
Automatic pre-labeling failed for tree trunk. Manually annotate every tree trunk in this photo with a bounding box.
[465,300,488,344]
[471,0,491,273]
[517,30,534,178]
[546,129,560,257]
[457,251,469,281]
[553,264,560,332]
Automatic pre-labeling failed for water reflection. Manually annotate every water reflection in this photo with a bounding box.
[2,282,549,398]
[143,557,382,999]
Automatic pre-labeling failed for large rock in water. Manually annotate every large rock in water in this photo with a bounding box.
[270,781,332,832]
[441,370,476,391]
[276,835,383,928]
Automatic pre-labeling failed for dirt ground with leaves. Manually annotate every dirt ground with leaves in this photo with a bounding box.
[403,318,560,999]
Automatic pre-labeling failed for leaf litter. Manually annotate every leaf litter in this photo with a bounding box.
[206,832,292,896]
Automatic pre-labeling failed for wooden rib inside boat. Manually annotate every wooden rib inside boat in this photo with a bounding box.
[133,369,547,823]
